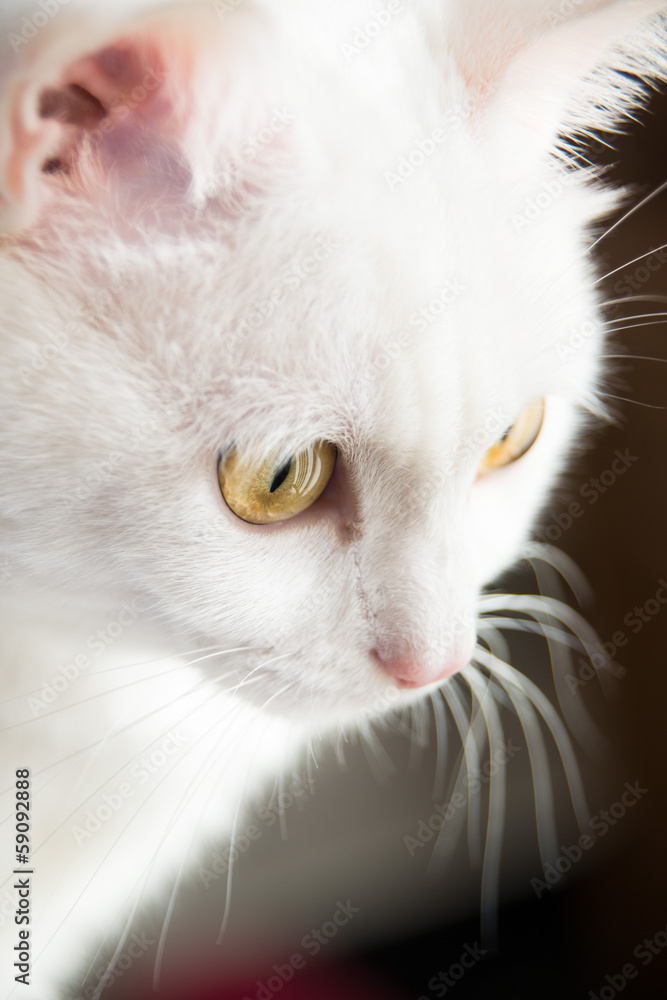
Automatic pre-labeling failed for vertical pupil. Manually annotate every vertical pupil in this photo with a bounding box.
[498,424,513,444]
[270,457,292,493]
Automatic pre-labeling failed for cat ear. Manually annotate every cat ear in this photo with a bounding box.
[450,0,667,158]
[0,2,267,232]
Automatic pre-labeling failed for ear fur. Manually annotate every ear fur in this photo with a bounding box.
[3,0,667,233]
[444,0,667,160]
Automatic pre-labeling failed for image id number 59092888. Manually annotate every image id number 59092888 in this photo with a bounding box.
[13,769,32,986]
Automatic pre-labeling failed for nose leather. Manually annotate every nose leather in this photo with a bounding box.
[371,649,472,688]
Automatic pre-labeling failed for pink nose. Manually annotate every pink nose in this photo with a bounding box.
[371,649,472,689]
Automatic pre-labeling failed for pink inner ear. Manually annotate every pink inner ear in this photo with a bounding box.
[63,41,169,127]
[34,38,171,177]
[39,84,106,129]
[3,6,274,232]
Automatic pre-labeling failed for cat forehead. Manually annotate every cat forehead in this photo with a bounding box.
[88,254,577,475]
[61,143,593,466]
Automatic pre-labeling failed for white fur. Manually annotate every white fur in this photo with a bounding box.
[1,1,666,995]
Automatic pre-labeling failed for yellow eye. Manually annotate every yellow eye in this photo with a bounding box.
[218,441,337,524]
[477,399,545,476]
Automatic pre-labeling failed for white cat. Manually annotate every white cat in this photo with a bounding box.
[1,0,666,996]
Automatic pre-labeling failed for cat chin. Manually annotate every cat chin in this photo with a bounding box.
[213,651,465,726]
[221,673,404,723]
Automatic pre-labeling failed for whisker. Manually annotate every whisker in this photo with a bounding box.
[604,319,667,333]
[229,652,292,695]
[464,666,506,951]
[478,616,585,651]
[17,671,246,859]
[523,555,618,726]
[0,648,204,706]
[519,542,593,607]
[0,668,234,817]
[478,603,614,753]
[72,685,291,997]
[360,721,396,784]
[596,392,665,410]
[600,294,667,307]
[594,240,667,284]
[469,655,558,873]
[154,701,274,990]
[407,699,428,772]
[0,646,256,733]
[92,743,241,994]
[479,593,611,669]
[84,884,147,1000]
[528,179,667,321]
[439,680,484,867]
[605,311,667,324]
[212,795,244,960]
[430,688,450,799]
[0,664,265,855]
[474,650,589,831]
[218,683,296,946]
[600,354,667,363]
[588,180,667,253]
[215,721,304,955]
[39,685,240,985]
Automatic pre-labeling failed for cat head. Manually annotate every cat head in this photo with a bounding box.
[1,0,665,719]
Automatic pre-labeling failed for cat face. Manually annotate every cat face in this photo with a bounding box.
[1,0,664,718]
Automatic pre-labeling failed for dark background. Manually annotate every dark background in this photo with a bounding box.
[90,86,667,1000]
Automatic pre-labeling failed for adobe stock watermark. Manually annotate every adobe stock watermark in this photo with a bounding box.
[70,729,191,846]
[358,611,475,727]
[512,167,579,234]
[422,612,475,669]
[242,554,340,676]
[554,309,604,362]
[406,407,510,514]
[241,900,360,1000]
[384,123,462,191]
[536,448,638,544]
[61,404,172,513]
[384,81,496,192]
[198,774,316,887]
[88,66,167,144]
[27,600,141,716]
[339,0,403,63]
[542,0,595,29]
[404,738,522,857]
[588,918,667,1000]
[212,0,244,18]
[358,277,467,382]
[81,270,133,321]
[15,322,76,387]
[229,238,339,344]
[200,106,296,198]
[565,578,667,694]
[419,941,488,999]
[68,931,155,1000]
[8,0,70,53]
[530,780,647,898]
[612,244,667,297]
[14,262,166,384]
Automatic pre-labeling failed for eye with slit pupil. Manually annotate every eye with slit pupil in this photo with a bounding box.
[219,441,337,524]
